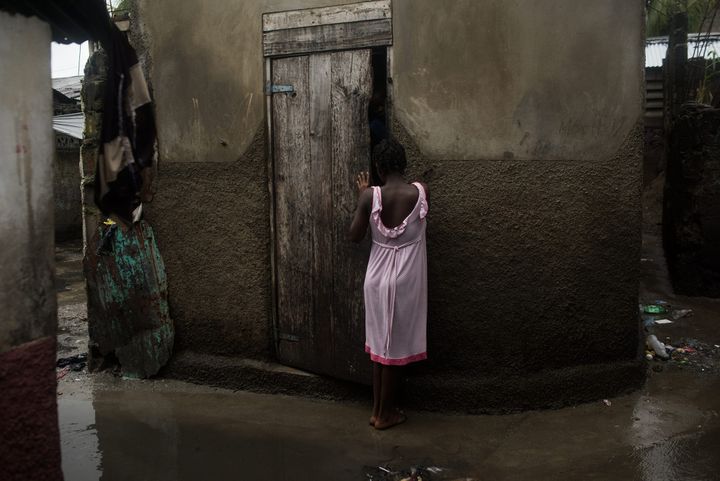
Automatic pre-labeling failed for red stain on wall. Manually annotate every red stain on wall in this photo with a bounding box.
[0,336,63,481]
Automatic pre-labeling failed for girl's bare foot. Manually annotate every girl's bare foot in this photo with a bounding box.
[373,410,407,430]
[369,415,377,426]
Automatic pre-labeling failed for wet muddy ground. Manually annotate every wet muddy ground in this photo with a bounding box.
[57,192,720,481]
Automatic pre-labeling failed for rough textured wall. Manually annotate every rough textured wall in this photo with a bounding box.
[0,337,62,481]
[54,144,82,241]
[0,11,63,481]
[142,128,272,356]
[135,0,645,398]
[399,121,643,378]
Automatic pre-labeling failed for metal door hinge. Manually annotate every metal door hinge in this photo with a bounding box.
[265,83,295,95]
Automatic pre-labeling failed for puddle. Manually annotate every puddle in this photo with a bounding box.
[58,396,101,481]
[58,372,720,481]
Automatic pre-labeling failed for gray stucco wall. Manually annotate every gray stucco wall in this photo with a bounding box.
[0,12,56,353]
[134,0,645,404]
[54,142,82,241]
[393,0,644,161]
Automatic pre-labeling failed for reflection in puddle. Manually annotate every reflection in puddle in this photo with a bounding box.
[58,397,101,481]
[631,377,720,481]
[635,431,720,481]
[58,377,720,481]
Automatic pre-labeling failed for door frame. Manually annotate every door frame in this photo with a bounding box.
[262,1,394,355]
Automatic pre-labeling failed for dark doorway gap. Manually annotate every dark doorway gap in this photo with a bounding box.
[369,47,388,186]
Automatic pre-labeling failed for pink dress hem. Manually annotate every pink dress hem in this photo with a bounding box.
[365,345,428,366]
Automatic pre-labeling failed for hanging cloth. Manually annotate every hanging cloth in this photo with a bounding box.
[94,24,156,223]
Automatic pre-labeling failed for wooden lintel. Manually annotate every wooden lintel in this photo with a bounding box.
[263,0,391,32]
[263,18,392,57]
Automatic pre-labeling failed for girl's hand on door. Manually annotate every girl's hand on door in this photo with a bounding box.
[356,171,370,196]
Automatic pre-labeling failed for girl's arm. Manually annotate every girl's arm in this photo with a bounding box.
[349,172,372,243]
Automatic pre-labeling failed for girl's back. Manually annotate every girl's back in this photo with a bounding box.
[378,183,420,229]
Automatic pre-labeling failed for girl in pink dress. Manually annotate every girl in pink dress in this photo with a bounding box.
[349,138,429,430]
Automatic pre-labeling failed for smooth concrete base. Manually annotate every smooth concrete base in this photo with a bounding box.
[0,336,63,481]
[164,350,645,413]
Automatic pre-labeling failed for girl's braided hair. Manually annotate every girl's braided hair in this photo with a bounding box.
[372,138,407,175]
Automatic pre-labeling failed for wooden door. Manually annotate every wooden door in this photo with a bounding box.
[271,49,372,383]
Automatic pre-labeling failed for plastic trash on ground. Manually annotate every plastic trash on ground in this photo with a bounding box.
[671,309,693,320]
[647,334,670,359]
[644,304,668,315]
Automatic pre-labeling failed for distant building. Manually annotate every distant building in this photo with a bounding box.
[52,76,83,240]
[645,33,720,68]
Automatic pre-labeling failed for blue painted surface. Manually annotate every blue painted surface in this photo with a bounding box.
[85,220,174,378]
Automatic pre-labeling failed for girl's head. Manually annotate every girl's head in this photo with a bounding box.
[372,138,407,179]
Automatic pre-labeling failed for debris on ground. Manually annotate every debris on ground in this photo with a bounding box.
[640,301,693,323]
[647,334,670,359]
[671,308,693,320]
[643,304,668,315]
[644,336,719,373]
[364,465,456,481]
[57,366,71,380]
[603,399,612,407]
[57,352,87,372]
[638,296,712,372]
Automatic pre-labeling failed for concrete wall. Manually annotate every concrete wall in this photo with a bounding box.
[54,140,82,241]
[134,0,645,407]
[393,0,643,161]
[0,11,63,480]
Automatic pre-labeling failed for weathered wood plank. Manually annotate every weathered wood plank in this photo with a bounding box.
[263,0,391,32]
[263,18,392,57]
[265,58,280,350]
[308,52,334,367]
[330,49,372,383]
[271,49,374,383]
[272,55,313,368]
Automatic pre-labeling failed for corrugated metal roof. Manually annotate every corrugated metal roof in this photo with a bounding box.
[52,76,83,100]
[646,33,720,68]
[53,112,84,139]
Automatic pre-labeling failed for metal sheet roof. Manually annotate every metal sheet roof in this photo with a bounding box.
[53,112,84,139]
[52,76,83,100]
[646,33,720,68]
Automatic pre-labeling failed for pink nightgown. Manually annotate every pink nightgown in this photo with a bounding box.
[364,182,428,365]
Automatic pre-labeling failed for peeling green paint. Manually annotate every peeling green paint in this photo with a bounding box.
[85,220,174,378]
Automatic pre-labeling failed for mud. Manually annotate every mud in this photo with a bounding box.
[55,239,88,359]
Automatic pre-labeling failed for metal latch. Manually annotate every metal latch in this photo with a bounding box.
[265,83,295,95]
